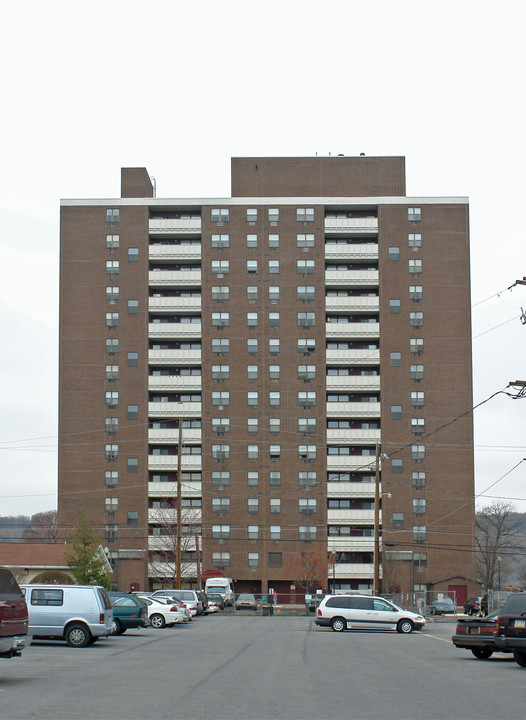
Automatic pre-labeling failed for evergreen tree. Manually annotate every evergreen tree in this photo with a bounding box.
[66,509,112,589]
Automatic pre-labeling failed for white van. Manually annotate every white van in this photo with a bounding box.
[204,577,235,606]
[21,584,113,647]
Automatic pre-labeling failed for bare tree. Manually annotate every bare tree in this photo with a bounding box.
[148,501,201,587]
[24,510,59,542]
[476,501,523,590]
[283,550,327,597]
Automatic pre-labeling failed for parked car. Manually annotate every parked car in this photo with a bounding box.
[150,589,201,616]
[206,593,225,610]
[494,592,526,666]
[107,592,148,634]
[463,596,483,616]
[195,591,209,615]
[0,567,29,659]
[427,597,457,615]
[141,597,184,628]
[452,609,507,659]
[315,594,425,633]
[236,593,258,610]
[308,594,325,612]
[135,592,192,622]
[20,584,113,648]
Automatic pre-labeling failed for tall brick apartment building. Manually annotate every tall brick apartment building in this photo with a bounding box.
[58,156,478,603]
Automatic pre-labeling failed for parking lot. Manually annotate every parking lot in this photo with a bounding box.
[1,616,524,720]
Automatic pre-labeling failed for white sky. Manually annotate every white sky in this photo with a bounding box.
[1,0,525,517]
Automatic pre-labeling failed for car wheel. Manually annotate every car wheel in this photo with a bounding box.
[471,647,493,659]
[330,617,346,632]
[397,619,414,634]
[513,650,526,667]
[65,623,91,648]
[112,619,122,635]
[150,613,166,629]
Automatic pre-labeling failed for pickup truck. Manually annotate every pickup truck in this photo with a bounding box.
[494,592,526,666]
[0,567,29,658]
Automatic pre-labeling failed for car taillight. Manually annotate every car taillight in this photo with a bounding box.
[170,606,178,612]
[100,613,105,622]
[456,626,466,634]
[317,608,322,616]
[496,619,500,632]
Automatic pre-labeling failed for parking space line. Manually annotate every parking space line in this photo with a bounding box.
[423,633,453,644]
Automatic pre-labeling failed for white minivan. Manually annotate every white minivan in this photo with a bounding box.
[21,584,113,647]
[204,577,235,606]
[315,594,425,634]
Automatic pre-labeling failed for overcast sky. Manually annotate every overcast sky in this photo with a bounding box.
[1,0,525,517]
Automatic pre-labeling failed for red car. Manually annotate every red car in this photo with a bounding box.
[0,567,29,658]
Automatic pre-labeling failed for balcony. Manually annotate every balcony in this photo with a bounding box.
[327,508,378,523]
[148,561,198,578]
[148,480,202,498]
[327,481,376,497]
[148,537,199,552]
[326,402,380,418]
[149,244,201,262]
[148,401,202,418]
[326,375,380,392]
[333,563,374,579]
[149,349,201,365]
[149,218,202,235]
[149,297,201,313]
[327,456,376,472]
[325,269,378,287]
[325,322,379,339]
[148,428,202,444]
[148,454,202,471]
[148,508,202,524]
[326,429,380,444]
[148,375,202,392]
[326,349,380,365]
[325,296,379,313]
[148,323,202,339]
[328,538,374,553]
[324,217,378,233]
[325,243,378,261]
[149,270,201,287]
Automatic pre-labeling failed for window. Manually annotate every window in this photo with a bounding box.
[298,364,316,380]
[127,458,138,472]
[212,364,230,380]
[413,525,426,542]
[410,338,424,355]
[297,260,315,275]
[298,391,316,407]
[297,208,314,222]
[211,208,229,223]
[299,526,317,541]
[246,233,258,248]
[127,404,138,419]
[269,365,280,380]
[299,445,316,460]
[247,365,258,381]
[127,512,138,526]
[247,444,259,460]
[392,458,403,473]
[247,391,258,406]
[410,364,424,380]
[391,405,402,420]
[212,338,230,354]
[270,498,281,513]
[105,497,118,513]
[106,209,120,223]
[388,246,400,260]
[392,513,404,528]
[211,260,229,275]
[212,391,229,406]
[248,525,259,539]
[297,233,315,248]
[105,391,119,407]
[411,418,425,434]
[212,418,230,433]
[248,498,259,513]
[106,234,119,249]
[268,552,282,568]
[297,288,316,306]
[299,471,316,487]
[105,364,119,380]
[409,259,422,275]
[127,351,138,366]
[212,234,229,249]
[105,524,118,540]
[269,445,281,460]
[410,311,423,328]
[211,312,229,327]
[409,285,423,301]
[269,418,280,433]
[105,312,119,328]
[411,470,427,489]
[247,417,258,433]
[268,234,279,249]
[247,338,258,354]
[269,338,280,354]
[212,498,230,514]
[268,259,280,274]
[389,299,401,314]
[105,444,118,460]
[268,208,279,223]
[297,338,315,354]
[212,552,230,566]
[414,552,427,568]
[299,498,317,514]
[212,471,230,487]
[390,352,401,367]
[408,207,421,222]
[270,525,281,540]
[106,286,119,302]
[128,299,139,314]
[269,391,280,407]
[270,470,281,486]
[247,260,258,274]
[412,444,425,461]
[411,391,425,408]
[246,286,258,301]
[246,312,258,328]
[212,285,230,301]
[408,233,422,248]
[128,247,139,262]
[298,418,316,434]
[269,312,280,327]
[106,260,119,276]
[212,444,230,460]
[248,552,259,569]
[413,498,426,515]
[246,208,257,222]
[105,470,118,486]
[268,286,280,301]
[297,312,315,327]
[247,471,259,486]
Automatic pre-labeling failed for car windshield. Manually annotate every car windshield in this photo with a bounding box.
[207,586,227,593]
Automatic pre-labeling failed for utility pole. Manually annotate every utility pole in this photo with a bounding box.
[176,424,182,589]
[196,533,202,591]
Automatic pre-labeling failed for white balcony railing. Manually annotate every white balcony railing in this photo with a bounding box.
[148,428,202,444]
[324,217,378,233]
[148,455,202,471]
[149,218,202,234]
[149,244,201,262]
[325,270,378,286]
[326,429,380,444]
[327,481,376,498]
[324,244,378,260]
[148,481,202,498]
[148,323,202,339]
[148,508,202,524]
[149,270,201,287]
[148,401,202,417]
[333,563,374,579]
[148,350,201,365]
[148,537,199,552]
[328,538,375,553]
[148,562,198,578]
[148,375,202,392]
[327,456,377,471]
[326,349,380,365]
[326,375,380,392]
[325,296,379,313]
[326,402,381,418]
[327,508,378,523]
[149,297,202,313]
[325,322,379,339]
